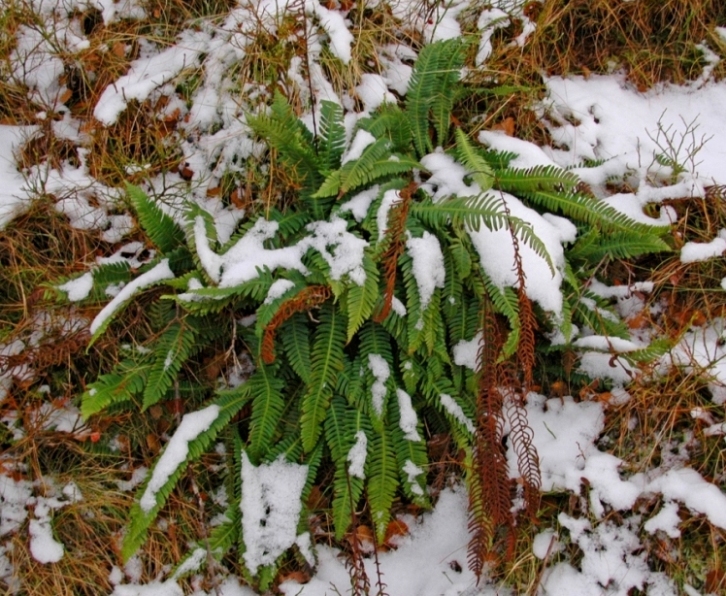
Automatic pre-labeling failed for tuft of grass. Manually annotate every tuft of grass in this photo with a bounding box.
[0,197,104,332]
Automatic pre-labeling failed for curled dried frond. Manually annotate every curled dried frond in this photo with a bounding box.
[374,182,416,322]
[261,285,331,364]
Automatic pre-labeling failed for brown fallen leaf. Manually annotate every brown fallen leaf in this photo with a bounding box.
[492,117,515,137]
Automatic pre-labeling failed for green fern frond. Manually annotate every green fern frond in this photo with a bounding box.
[455,129,494,191]
[301,304,346,452]
[82,358,151,418]
[621,337,673,365]
[63,261,131,304]
[405,37,467,156]
[409,291,445,356]
[186,268,275,303]
[142,318,201,410]
[326,396,367,539]
[126,183,185,254]
[411,194,555,274]
[247,91,323,204]
[254,275,309,338]
[515,187,666,233]
[359,104,413,153]
[367,426,399,543]
[336,353,366,408]
[388,398,429,506]
[247,362,286,463]
[122,385,253,560]
[570,229,671,262]
[441,238,465,319]
[423,374,475,438]
[280,313,313,384]
[88,257,176,346]
[343,252,380,342]
[478,148,518,169]
[480,271,521,361]
[314,138,421,199]
[317,100,346,172]
[173,500,240,579]
[574,291,630,339]
[399,252,423,353]
[359,322,395,427]
[411,193,507,231]
[430,40,468,147]
[495,165,578,194]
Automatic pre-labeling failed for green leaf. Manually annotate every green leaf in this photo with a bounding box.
[318,100,346,171]
[495,165,578,194]
[247,362,286,463]
[142,319,200,410]
[405,38,468,156]
[570,230,671,263]
[455,129,494,191]
[300,304,345,452]
[367,426,399,543]
[82,358,151,418]
[126,183,185,253]
[280,313,313,384]
[344,252,380,342]
[326,396,367,539]
[122,386,253,560]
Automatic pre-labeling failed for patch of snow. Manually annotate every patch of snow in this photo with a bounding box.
[339,185,379,222]
[540,72,726,187]
[57,272,94,302]
[90,259,175,336]
[347,431,367,479]
[439,393,474,434]
[28,517,64,563]
[396,389,421,441]
[368,353,390,416]
[139,405,220,512]
[402,460,424,496]
[644,501,682,538]
[405,231,445,311]
[263,279,295,305]
[0,126,37,229]
[680,233,726,263]
[94,31,210,125]
[240,453,308,575]
[341,129,376,164]
[453,331,482,371]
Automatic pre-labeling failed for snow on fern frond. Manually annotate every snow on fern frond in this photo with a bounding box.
[405,231,445,312]
[140,405,221,513]
[240,453,308,576]
[89,259,175,340]
[467,193,566,314]
[368,353,390,417]
[396,388,421,441]
[347,430,368,479]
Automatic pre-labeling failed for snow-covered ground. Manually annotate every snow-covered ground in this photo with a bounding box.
[2,1,726,594]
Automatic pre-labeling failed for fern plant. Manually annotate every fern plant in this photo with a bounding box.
[64,37,671,587]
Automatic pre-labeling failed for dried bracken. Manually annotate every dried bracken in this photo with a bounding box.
[261,284,331,364]
[374,181,416,323]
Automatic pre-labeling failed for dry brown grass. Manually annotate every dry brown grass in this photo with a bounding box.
[461,0,726,144]
[0,197,105,332]
[522,0,725,87]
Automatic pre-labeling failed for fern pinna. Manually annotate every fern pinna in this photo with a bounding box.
[63,37,671,587]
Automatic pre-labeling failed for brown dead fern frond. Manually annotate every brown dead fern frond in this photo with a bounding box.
[0,329,90,375]
[374,182,416,323]
[261,284,331,364]
[500,373,541,522]
[468,299,513,578]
